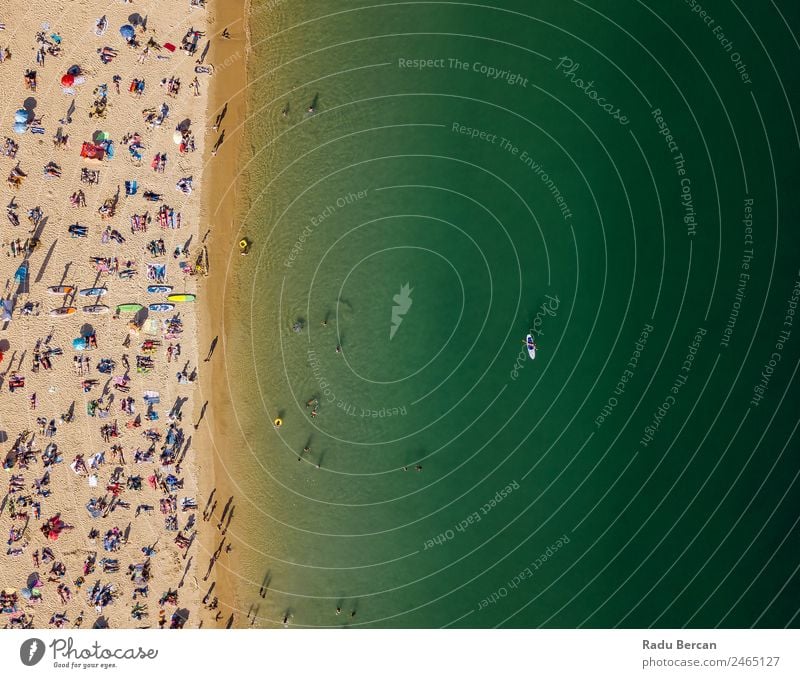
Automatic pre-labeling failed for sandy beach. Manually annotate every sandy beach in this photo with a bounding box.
[195,0,251,628]
[0,0,246,629]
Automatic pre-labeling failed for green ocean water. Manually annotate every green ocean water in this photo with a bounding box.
[216,0,800,627]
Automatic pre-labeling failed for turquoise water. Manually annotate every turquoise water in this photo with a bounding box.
[216,0,800,627]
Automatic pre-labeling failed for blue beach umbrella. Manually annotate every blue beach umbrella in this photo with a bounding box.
[12,122,27,134]
[14,109,28,123]
[119,24,135,40]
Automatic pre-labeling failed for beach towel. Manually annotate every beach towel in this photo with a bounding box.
[80,142,104,160]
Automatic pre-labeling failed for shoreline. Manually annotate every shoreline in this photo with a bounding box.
[196,0,252,628]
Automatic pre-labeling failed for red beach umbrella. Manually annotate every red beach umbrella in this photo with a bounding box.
[61,73,75,87]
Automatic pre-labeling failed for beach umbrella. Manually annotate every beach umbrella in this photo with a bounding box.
[14,109,27,123]
[12,122,27,134]
[172,130,183,144]
[119,24,135,40]
[61,73,75,87]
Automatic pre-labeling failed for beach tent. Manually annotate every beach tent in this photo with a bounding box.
[12,122,27,134]
[14,109,27,123]
[13,261,28,284]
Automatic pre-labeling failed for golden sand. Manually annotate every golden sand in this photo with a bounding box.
[195,0,252,629]
[0,0,247,629]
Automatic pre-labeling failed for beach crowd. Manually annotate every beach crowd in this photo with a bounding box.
[0,1,226,629]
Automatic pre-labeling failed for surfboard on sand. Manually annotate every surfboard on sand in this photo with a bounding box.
[48,285,75,295]
[148,303,175,312]
[116,303,144,313]
[78,287,108,297]
[167,293,196,303]
[82,305,110,314]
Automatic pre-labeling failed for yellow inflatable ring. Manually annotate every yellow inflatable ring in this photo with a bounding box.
[273,418,282,427]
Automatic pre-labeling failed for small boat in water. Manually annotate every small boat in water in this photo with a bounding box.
[79,287,107,297]
[148,303,175,312]
[526,334,537,360]
[82,304,110,315]
[50,307,77,317]
[116,303,144,313]
[147,285,172,294]
[167,293,195,303]
[48,285,75,295]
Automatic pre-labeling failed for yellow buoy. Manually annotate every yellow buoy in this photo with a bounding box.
[239,238,250,255]
[273,418,282,428]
